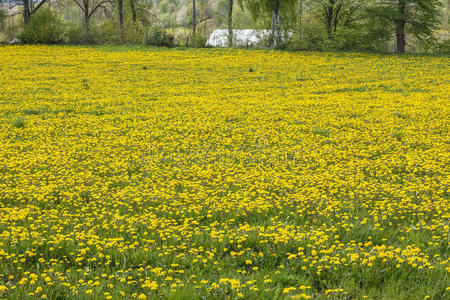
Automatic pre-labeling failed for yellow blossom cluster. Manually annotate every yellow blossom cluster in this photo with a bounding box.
[0,45,448,299]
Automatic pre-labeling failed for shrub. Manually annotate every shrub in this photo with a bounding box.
[302,23,327,51]
[124,23,146,44]
[66,24,85,44]
[92,20,119,44]
[436,39,450,55]
[20,9,65,44]
[145,26,174,47]
[189,33,206,48]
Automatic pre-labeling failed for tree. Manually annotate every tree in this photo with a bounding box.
[22,0,50,25]
[20,8,65,43]
[307,0,361,39]
[192,0,196,33]
[239,0,296,48]
[118,0,123,42]
[298,0,302,48]
[130,0,136,23]
[72,0,111,36]
[228,0,233,47]
[367,0,441,53]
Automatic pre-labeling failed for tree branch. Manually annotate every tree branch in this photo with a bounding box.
[31,0,49,15]
[72,0,86,13]
[89,0,112,18]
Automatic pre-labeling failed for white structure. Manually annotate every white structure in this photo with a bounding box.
[206,29,272,48]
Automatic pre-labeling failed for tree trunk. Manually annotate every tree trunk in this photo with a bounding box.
[333,4,341,36]
[326,4,333,38]
[192,0,196,34]
[395,0,406,53]
[298,0,303,49]
[228,0,233,47]
[23,0,30,25]
[118,0,124,43]
[130,0,136,23]
[271,11,274,32]
[83,0,90,36]
[274,0,280,48]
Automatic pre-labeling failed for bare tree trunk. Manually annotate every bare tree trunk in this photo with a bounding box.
[298,0,303,49]
[130,0,136,23]
[326,5,333,38]
[333,4,341,35]
[23,0,30,25]
[395,0,406,53]
[271,10,274,32]
[118,0,124,43]
[83,0,90,36]
[274,0,280,48]
[228,0,233,47]
[192,0,196,34]
[23,0,50,26]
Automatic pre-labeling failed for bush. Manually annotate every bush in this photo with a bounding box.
[145,26,174,47]
[92,20,119,44]
[20,9,65,44]
[436,39,450,55]
[124,23,146,44]
[189,33,206,48]
[302,23,327,51]
[66,24,85,44]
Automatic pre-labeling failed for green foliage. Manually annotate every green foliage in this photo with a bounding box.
[19,9,65,44]
[12,117,25,129]
[325,21,392,52]
[239,0,298,27]
[124,23,147,44]
[0,6,6,31]
[302,22,327,51]
[66,24,85,44]
[366,0,442,50]
[92,20,119,44]
[436,38,450,54]
[189,33,207,47]
[145,25,175,47]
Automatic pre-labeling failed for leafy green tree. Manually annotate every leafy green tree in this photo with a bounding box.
[20,8,65,43]
[238,0,296,47]
[306,0,362,39]
[21,0,50,25]
[367,0,441,53]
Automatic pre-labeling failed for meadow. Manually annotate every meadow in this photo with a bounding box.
[0,45,448,299]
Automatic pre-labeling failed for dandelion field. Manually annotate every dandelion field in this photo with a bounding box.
[0,46,449,299]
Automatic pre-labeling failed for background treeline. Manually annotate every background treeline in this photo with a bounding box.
[0,0,449,54]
